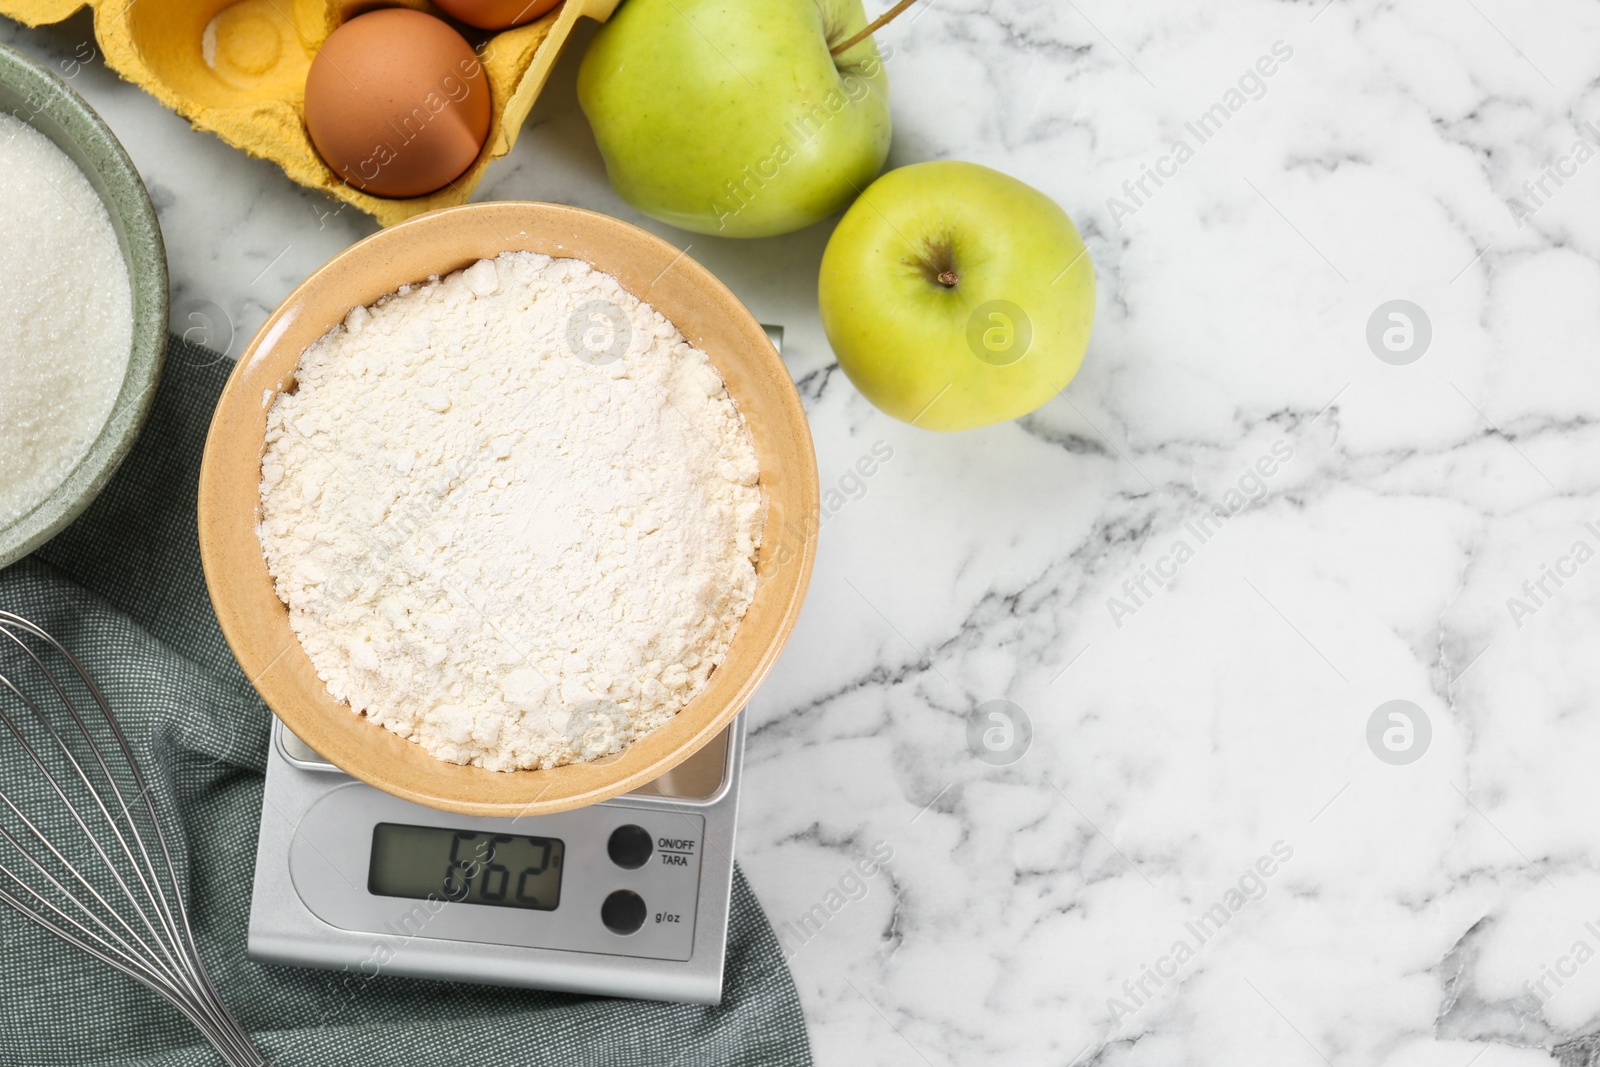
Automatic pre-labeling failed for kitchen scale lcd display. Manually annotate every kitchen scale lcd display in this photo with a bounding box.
[367,824,565,911]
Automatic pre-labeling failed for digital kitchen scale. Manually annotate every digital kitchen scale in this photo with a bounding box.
[246,326,780,1006]
[247,714,744,1005]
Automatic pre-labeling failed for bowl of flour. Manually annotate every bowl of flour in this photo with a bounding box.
[198,202,819,817]
[0,45,168,568]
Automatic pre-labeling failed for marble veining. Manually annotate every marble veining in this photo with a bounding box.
[8,0,1600,1062]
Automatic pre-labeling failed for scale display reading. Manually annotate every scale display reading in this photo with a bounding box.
[368,823,564,911]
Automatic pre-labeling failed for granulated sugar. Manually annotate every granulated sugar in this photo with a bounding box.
[0,114,134,527]
[258,251,765,771]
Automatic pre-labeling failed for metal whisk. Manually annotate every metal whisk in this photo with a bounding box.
[0,610,264,1066]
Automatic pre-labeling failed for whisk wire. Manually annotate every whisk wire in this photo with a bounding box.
[0,877,241,1049]
[0,611,265,1066]
[0,668,198,994]
[0,748,252,1057]
[0,618,207,966]
[30,625,266,1066]
[0,615,262,1064]
[0,788,180,986]
[0,831,169,985]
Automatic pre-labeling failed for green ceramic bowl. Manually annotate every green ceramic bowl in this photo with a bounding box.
[0,44,167,569]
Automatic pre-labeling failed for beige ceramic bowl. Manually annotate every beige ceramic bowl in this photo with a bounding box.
[198,202,818,817]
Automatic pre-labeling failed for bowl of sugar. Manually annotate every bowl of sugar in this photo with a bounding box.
[0,44,167,569]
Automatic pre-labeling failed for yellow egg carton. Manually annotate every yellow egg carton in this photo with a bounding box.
[2,0,621,225]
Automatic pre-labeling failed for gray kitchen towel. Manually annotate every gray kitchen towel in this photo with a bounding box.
[0,335,811,1067]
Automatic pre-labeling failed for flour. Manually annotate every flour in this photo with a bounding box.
[257,251,764,771]
[0,113,133,527]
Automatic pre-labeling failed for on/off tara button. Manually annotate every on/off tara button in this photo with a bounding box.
[607,824,653,869]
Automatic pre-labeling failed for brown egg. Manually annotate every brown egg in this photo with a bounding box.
[304,9,492,199]
[433,0,563,31]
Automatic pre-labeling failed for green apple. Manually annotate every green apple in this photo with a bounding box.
[577,0,891,238]
[818,161,1096,431]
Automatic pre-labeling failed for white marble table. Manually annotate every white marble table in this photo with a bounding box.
[8,2,1600,1063]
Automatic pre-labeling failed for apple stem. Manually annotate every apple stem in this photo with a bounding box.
[937,270,959,288]
[830,0,923,56]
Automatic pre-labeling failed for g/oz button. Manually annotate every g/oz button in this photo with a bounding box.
[601,890,647,935]
[607,824,653,869]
